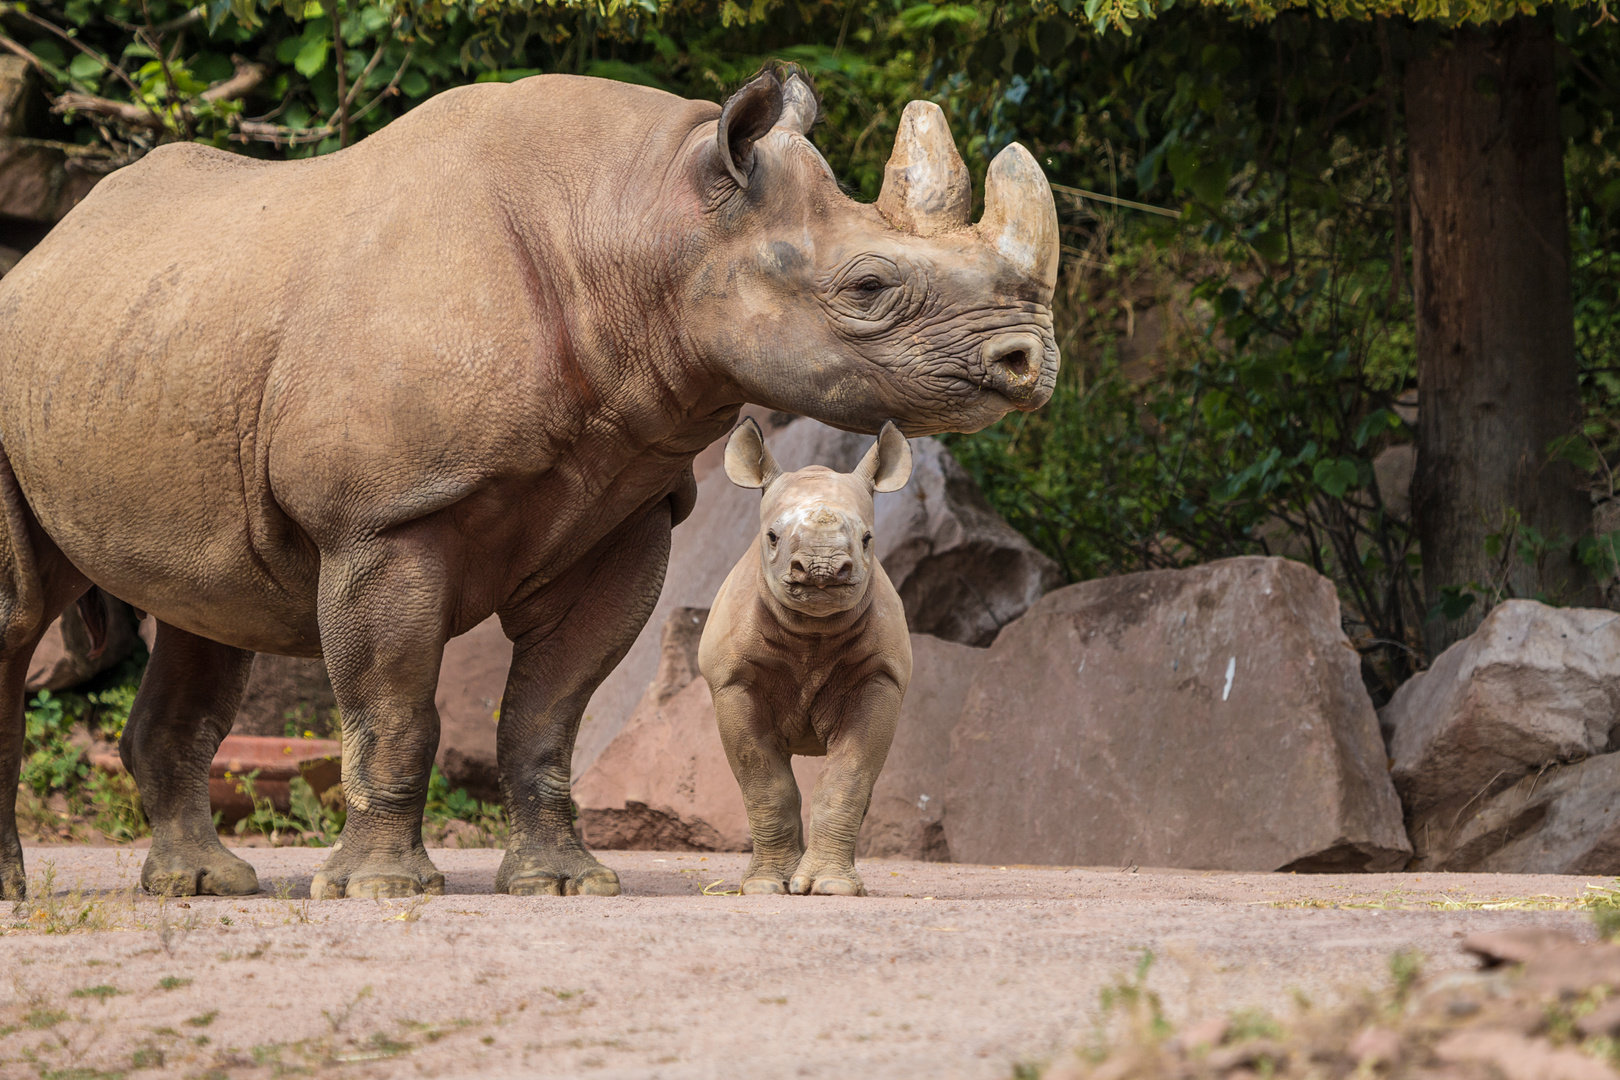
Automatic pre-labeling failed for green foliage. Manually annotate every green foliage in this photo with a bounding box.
[424,765,505,835]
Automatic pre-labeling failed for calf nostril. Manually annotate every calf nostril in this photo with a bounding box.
[790,558,810,582]
[835,560,853,582]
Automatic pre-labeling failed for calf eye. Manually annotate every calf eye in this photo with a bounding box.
[767,531,779,546]
[862,533,873,548]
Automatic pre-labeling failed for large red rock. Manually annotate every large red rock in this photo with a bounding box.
[234,655,339,737]
[433,616,511,802]
[574,417,1058,777]
[576,611,985,859]
[944,556,1411,871]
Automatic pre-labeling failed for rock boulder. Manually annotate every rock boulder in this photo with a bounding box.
[944,556,1411,871]
[1410,750,1620,873]
[574,417,1059,776]
[1385,601,1620,818]
[433,616,512,802]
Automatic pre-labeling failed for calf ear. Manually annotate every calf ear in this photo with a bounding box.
[857,421,912,493]
[715,71,784,190]
[724,417,783,490]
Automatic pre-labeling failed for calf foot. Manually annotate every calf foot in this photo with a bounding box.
[789,853,865,897]
[2,838,25,900]
[311,842,444,900]
[142,834,259,897]
[496,845,620,896]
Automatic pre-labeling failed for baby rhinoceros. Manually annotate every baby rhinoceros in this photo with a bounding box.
[699,418,915,896]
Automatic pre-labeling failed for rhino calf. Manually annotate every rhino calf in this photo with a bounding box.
[698,418,913,896]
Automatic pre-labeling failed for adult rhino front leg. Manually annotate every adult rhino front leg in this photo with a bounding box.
[125,623,259,897]
[310,540,449,900]
[494,506,672,897]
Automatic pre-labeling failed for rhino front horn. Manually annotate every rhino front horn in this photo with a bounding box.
[978,142,1059,292]
[876,101,971,237]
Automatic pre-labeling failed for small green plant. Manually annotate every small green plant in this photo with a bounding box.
[287,775,344,845]
[1586,882,1620,939]
[84,769,147,842]
[186,1011,219,1028]
[157,976,191,991]
[69,985,120,1001]
[424,766,506,842]
[1390,948,1425,1005]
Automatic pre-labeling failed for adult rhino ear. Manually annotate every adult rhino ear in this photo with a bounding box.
[856,421,912,493]
[715,71,784,190]
[724,417,783,490]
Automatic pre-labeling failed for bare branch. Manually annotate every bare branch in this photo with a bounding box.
[200,58,267,103]
[52,91,166,129]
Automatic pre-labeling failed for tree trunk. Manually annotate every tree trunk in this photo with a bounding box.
[1406,17,1590,656]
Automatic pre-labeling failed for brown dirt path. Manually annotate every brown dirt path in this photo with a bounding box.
[0,845,1608,1079]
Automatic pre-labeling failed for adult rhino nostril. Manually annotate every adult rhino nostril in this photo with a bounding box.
[982,332,1043,399]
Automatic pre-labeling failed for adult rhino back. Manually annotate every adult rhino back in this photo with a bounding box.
[0,69,1061,903]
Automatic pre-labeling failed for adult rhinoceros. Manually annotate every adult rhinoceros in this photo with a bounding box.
[0,68,1057,900]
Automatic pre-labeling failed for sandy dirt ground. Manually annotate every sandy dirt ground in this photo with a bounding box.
[0,844,1608,1079]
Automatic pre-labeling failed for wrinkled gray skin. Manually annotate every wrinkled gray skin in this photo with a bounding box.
[0,69,1059,901]
[699,418,913,896]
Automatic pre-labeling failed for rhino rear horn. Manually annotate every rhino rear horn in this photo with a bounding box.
[777,73,818,135]
[876,101,971,236]
[716,72,784,189]
[977,142,1059,292]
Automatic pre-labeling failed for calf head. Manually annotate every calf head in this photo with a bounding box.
[724,417,912,618]
[679,69,1061,437]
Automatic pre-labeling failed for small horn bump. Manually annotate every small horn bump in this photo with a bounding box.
[778,73,818,135]
[876,101,971,236]
[977,142,1059,293]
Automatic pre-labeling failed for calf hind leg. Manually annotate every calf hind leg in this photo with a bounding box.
[123,623,259,896]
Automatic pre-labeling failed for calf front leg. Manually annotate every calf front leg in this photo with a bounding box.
[494,506,671,897]
[713,684,804,895]
[309,540,449,900]
[792,676,902,897]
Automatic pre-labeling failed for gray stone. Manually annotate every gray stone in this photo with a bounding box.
[574,417,1059,776]
[1411,750,1620,873]
[1385,600,1620,818]
[26,592,136,692]
[944,556,1411,871]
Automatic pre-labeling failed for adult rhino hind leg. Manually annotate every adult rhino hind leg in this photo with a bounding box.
[494,507,673,897]
[310,541,448,900]
[124,624,260,897]
[0,450,87,900]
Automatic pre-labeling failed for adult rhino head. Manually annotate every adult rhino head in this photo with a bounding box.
[676,70,1060,436]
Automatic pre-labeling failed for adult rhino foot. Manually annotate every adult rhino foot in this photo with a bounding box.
[310,843,444,900]
[789,856,865,897]
[741,851,800,896]
[496,847,620,897]
[142,837,259,897]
